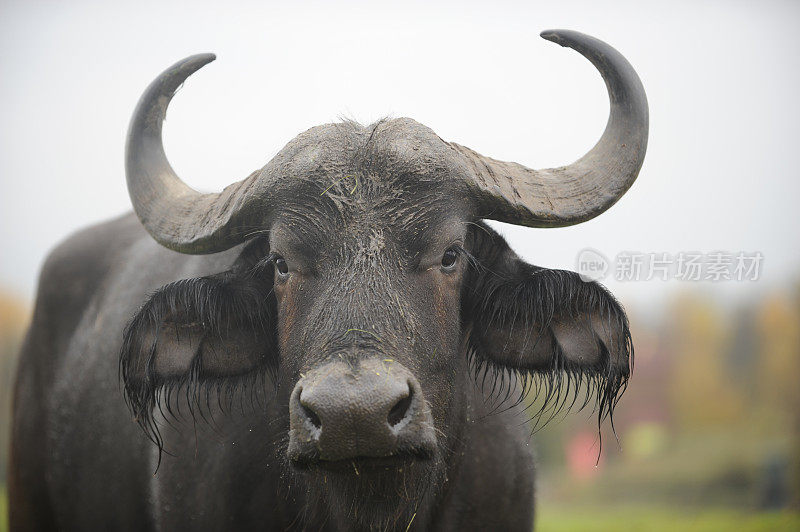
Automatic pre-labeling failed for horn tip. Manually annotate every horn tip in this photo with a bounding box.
[188,53,217,68]
[177,53,217,74]
[540,29,577,47]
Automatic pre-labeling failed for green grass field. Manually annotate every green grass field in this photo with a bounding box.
[537,504,800,531]
[1,486,7,532]
[1,487,797,531]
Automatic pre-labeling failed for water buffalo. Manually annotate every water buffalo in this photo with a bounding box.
[10,29,647,531]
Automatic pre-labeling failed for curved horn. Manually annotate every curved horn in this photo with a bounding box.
[126,54,263,254]
[452,30,649,227]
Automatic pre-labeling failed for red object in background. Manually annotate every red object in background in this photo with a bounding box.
[566,430,603,481]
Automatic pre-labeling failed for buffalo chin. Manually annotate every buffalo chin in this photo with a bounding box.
[290,451,440,529]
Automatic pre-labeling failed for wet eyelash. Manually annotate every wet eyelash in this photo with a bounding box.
[248,252,279,277]
[452,245,482,271]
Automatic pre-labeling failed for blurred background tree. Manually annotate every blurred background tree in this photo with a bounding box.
[533,284,800,521]
[0,290,27,492]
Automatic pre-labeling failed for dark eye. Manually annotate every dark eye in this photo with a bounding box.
[274,256,289,276]
[441,248,459,270]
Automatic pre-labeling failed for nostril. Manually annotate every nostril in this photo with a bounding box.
[387,384,413,427]
[298,388,322,429]
[301,403,322,429]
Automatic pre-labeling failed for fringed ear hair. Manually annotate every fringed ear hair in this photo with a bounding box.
[462,222,632,431]
[120,253,278,461]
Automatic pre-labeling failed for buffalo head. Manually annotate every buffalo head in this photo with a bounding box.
[120,29,646,528]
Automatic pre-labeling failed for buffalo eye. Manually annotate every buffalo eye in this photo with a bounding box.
[274,256,289,276]
[441,247,459,271]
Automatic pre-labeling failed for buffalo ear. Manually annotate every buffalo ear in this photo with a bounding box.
[462,223,632,418]
[132,321,202,379]
[123,296,273,383]
[120,255,277,443]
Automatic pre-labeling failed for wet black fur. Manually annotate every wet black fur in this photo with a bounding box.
[12,113,640,531]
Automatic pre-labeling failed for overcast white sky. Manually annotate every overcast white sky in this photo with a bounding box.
[1,0,799,310]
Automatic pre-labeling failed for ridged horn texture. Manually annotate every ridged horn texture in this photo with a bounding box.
[125,54,263,254]
[451,29,649,227]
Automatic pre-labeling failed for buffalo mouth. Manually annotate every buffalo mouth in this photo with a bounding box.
[290,448,434,473]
